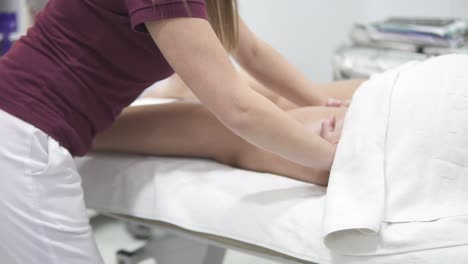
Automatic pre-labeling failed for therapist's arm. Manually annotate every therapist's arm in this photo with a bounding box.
[232,19,331,106]
[146,18,335,170]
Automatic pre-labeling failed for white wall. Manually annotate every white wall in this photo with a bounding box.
[239,0,366,82]
[19,0,33,33]
[363,0,468,22]
[239,0,468,82]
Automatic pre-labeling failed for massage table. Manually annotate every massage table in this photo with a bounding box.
[77,151,468,264]
[76,98,331,264]
[77,154,329,264]
[68,95,330,264]
[79,153,468,264]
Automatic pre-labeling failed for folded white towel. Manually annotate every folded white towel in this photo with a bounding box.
[323,54,468,257]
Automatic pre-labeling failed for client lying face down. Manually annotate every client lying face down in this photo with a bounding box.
[93,82,355,187]
[93,102,349,186]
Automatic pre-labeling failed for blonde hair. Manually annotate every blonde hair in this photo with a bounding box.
[153,0,239,51]
[206,0,239,52]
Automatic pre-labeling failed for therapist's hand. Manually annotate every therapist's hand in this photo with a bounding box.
[320,115,344,146]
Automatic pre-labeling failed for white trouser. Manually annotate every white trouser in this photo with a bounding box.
[0,109,104,264]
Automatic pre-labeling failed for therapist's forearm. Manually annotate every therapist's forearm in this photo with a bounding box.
[223,84,336,170]
[148,18,335,170]
[240,40,328,106]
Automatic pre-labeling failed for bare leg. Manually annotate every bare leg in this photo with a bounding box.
[94,102,345,186]
[319,79,365,101]
[146,74,196,100]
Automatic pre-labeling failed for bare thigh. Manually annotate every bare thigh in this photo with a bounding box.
[94,102,242,163]
[94,102,345,156]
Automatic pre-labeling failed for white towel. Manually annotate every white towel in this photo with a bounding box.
[323,54,468,257]
[78,154,332,263]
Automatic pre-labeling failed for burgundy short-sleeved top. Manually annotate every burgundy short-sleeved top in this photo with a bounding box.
[0,0,208,156]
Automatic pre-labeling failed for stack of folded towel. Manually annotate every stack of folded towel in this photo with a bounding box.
[352,18,468,50]
[333,18,468,80]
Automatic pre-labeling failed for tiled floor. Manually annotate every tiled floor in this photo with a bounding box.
[92,216,281,264]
